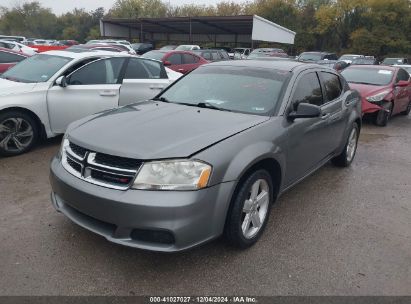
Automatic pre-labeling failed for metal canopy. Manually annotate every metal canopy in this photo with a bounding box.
[100,15,296,46]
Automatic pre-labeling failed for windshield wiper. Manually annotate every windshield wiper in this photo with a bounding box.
[152,96,171,103]
[349,81,377,85]
[196,102,232,112]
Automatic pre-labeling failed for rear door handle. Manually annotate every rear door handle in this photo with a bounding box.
[99,90,117,96]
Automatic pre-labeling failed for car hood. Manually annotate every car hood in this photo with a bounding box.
[68,101,269,160]
[0,78,37,96]
[348,83,391,97]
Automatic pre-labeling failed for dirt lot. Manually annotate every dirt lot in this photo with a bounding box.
[0,116,410,296]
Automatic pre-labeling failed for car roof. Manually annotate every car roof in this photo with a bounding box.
[206,59,318,72]
[41,50,134,59]
[347,64,397,70]
[300,51,335,55]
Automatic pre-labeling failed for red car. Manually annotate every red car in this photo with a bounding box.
[341,65,411,126]
[0,47,30,73]
[142,50,209,74]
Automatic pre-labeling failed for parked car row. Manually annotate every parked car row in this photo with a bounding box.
[0,38,410,253]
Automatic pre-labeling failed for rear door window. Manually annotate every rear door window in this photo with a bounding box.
[320,72,342,101]
[292,72,324,106]
[124,58,167,79]
[182,54,199,64]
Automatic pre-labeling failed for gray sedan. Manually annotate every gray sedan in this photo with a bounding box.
[50,60,362,252]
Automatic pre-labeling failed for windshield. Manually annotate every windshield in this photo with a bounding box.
[1,54,72,83]
[342,68,394,86]
[158,66,290,116]
[299,53,322,61]
[402,67,411,74]
[141,51,165,61]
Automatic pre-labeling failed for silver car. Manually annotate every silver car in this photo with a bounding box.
[50,60,362,252]
[0,51,181,156]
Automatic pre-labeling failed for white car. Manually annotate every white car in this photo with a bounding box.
[0,50,182,156]
[0,40,38,55]
[175,45,201,51]
[338,54,364,64]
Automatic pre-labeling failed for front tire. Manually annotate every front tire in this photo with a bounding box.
[224,169,274,249]
[331,123,359,167]
[374,102,392,126]
[0,111,39,157]
[400,100,411,116]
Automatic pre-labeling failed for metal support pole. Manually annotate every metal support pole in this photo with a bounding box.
[140,21,144,42]
[189,17,192,43]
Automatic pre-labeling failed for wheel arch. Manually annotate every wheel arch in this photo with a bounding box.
[0,107,46,139]
[223,157,283,232]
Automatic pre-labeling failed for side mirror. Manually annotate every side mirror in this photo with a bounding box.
[288,103,321,121]
[163,61,172,66]
[395,80,409,87]
[55,75,67,87]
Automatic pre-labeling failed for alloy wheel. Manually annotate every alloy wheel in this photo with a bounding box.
[346,127,358,163]
[0,118,34,153]
[241,179,270,239]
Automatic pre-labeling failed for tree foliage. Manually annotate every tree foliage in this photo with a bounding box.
[0,0,410,57]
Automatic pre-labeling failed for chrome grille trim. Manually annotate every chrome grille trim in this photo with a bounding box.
[61,139,141,190]
[87,152,137,174]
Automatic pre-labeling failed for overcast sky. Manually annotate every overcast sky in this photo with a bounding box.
[2,0,245,15]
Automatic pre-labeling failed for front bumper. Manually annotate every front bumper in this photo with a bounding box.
[49,156,235,252]
[362,98,385,114]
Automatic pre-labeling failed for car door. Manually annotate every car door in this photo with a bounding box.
[181,53,201,73]
[318,71,347,150]
[284,71,332,186]
[393,68,411,114]
[47,57,126,133]
[119,58,170,106]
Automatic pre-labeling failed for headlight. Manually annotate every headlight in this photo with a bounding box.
[132,159,212,191]
[59,135,68,158]
[366,90,390,102]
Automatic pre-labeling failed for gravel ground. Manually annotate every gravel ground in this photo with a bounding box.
[0,116,410,296]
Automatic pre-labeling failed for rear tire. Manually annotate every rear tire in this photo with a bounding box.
[0,111,39,157]
[331,122,359,167]
[374,102,392,126]
[224,169,274,249]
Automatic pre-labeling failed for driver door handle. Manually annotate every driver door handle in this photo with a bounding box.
[99,90,117,96]
[321,113,331,120]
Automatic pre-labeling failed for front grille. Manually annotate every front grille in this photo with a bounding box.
[62,139,142,190]
[94,153,141,170]
[67,157,82,173]
[90,170,133,186]
[69,142,87,158]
